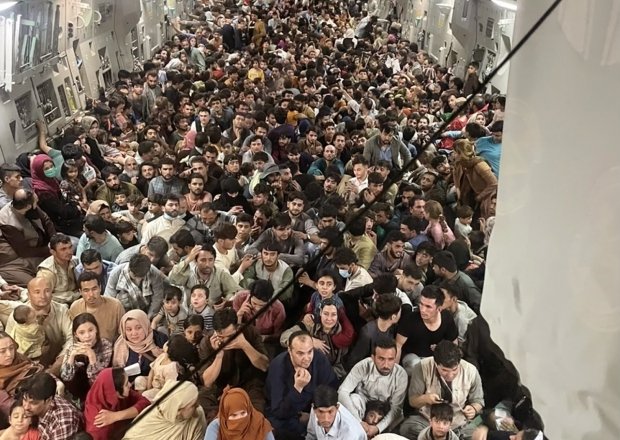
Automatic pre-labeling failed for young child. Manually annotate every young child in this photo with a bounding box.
[454,205,474,239]
[362,400,390,431]
[11,305,45,359]
[143,193,164,223]
[142,334,199,402]
[112,190,129,212]
[151,286,188,336]
[188,285,215,331]
[418,402,459,440]
[303,270,344,323]
[60,162,88,208]
[1,399,40,440]
[113,193,145,231]
[183,314,205,347]
[115,220,139,249]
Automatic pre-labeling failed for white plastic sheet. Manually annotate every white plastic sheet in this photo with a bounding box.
[482,1,620,439]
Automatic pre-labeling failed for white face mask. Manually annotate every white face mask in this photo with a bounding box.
[338,268,351,279]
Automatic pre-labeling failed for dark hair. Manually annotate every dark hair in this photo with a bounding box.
[402,216,426,234]
[272,212,292,228]
[236,213,253,225]
[252,151,269,163]
[166,334,199,369]
[348,218,366,236]
[402,265,423,280]
[372,335,397,355]
[368,172,384,185]
[374,294,402,320]
[190,284,209,298]
[159,157,176,168]
[250,279,274,302]
[184,314,205,330]
[111,367,127,395]
[456,205,474,219]
[373,273,398,295]
[260,239,280,253]
[420,285,445,307]
[115,221,134,234]
[318,204,339,220]
[165,193,180,204]
[169,229,196,249]
[365,400,390,419]
[13,305,32,325]
[214,223,237,240]
[287,191,307,206]
[317,226,344,249]
[430,402,454,422]
[333,247,357,265]
[0,164,21,182]
[101,166,121,182]
[50,233,72,251]
[433,251,457,272]
[164,286,183,302]
[212,308,237,331]
[146,236,169,259]
[77,271,100,289]
[199,243,216,258]
[22,372,56,401]
[128,254,151,277]
[433,340,461,368]
[72,313,101,348]
[385,230,406,244]
[416,241,438,257]
[313,385,338,408]
[316,269,339,285]
[84,214,107,234]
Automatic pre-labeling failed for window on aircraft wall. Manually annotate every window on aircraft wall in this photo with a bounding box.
[462,0,470,19]
[486,18,495,38]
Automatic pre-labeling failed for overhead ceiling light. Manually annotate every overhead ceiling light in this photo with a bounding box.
[0,1,19,12]
[492,0,517,11]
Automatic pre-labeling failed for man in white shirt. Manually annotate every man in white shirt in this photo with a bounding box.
[338,337,408,438]
[141,194,185,244]
[306,385,366,440]
[333,248,373,291]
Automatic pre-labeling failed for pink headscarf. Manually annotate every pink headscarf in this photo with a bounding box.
[30,154,60,197]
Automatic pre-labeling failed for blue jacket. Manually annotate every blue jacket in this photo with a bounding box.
[265,349,338,434]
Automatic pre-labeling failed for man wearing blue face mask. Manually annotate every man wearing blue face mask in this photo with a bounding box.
[333,248,373,292]
[141,194,186,245]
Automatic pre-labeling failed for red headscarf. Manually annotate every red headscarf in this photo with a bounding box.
[217,387,272,440]
[30,154,60,197]
[84,368,149,440]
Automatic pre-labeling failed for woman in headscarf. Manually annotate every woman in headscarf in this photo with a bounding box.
[204,387,274,440]
[84,367,150,440]
[0,332,43,418]
[87,200,118,235]
[82,116,124,171]
[452,139,498,219]
[122,380,206,440]
[14,153,33,191]
[30,154,83,237]
[112,310,167,389]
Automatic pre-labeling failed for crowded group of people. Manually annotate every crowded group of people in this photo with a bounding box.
[0,0,544,439]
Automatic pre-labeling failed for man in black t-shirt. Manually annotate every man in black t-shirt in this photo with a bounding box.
[396,285,458,377]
